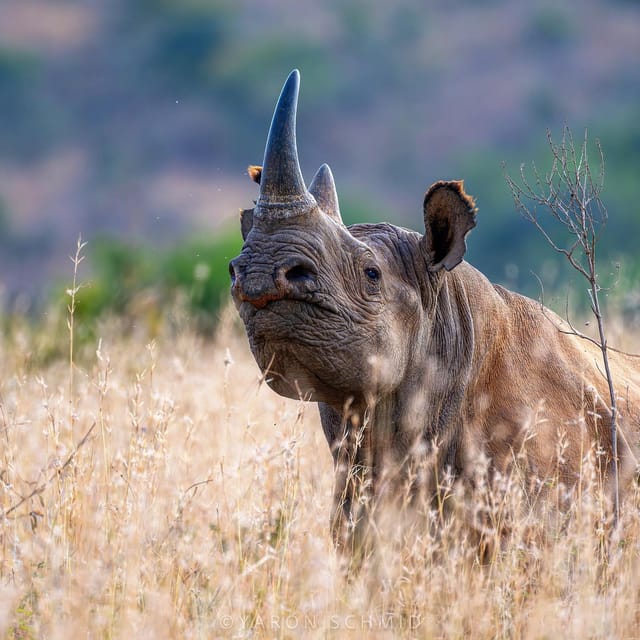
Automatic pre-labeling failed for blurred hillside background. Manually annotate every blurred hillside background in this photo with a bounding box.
[0,0,639,328]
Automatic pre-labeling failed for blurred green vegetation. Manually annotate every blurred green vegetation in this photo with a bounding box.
[525,6,575,46]
[0,47,65,161]
[66,226,242,338]
[0,195,9,238]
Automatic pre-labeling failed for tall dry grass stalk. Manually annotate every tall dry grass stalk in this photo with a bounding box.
[1,303,640,638]
[66,235,87,441]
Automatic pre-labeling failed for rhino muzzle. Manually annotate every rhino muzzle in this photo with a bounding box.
[229,255,317,309]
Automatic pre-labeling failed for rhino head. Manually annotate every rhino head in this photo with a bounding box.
[230,70,477,412]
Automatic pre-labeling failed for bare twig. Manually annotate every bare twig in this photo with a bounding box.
[505,125,620,527]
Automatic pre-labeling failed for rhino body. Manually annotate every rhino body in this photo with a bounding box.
[230,71,640,551]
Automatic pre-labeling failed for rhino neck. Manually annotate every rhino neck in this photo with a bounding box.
[390,267,475,476]
[318,267,477,517]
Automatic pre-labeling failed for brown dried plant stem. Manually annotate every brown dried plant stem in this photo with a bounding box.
[505,127,620,527]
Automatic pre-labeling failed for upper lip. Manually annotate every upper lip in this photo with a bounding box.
[243,293,340,316]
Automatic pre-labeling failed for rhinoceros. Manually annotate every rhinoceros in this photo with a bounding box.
[230,70,640,553]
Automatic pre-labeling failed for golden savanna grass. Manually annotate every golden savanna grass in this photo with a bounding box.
[1,300,640,639]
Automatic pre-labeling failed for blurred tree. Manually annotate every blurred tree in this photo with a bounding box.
[0,48,60,160]
[0,195,9,240]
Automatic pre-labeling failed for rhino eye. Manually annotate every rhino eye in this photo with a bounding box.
[364,267,380,282]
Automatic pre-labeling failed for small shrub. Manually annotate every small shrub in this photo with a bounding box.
[63,225,242,337]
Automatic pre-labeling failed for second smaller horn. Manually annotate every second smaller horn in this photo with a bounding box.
[309,164,342,224]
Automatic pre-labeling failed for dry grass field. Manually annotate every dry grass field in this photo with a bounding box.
[1,301,640,639]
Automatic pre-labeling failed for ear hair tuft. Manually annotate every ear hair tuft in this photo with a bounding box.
[425,180,477,217]
[247,165,262,185]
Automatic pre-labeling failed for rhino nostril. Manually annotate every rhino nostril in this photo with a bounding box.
[228,261,237,284]
[285,264,314,282]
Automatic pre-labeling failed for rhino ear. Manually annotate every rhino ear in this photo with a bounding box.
[240,208,254,240]
[240,166,260,240]
[422,180,477,271]
[247,165,262,184]
[309,164,343,224]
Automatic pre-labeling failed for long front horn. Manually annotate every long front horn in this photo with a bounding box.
[256,69,315,215]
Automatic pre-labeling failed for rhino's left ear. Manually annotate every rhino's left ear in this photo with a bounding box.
[422,180,477,271]
[239,165,262,240]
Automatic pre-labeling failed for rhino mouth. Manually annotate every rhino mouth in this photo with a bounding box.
[240,296,374,403]
[242,298,344,369]
[241,295,340,330]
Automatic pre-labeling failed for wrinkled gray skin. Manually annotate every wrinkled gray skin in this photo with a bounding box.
[230,71,640,557]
